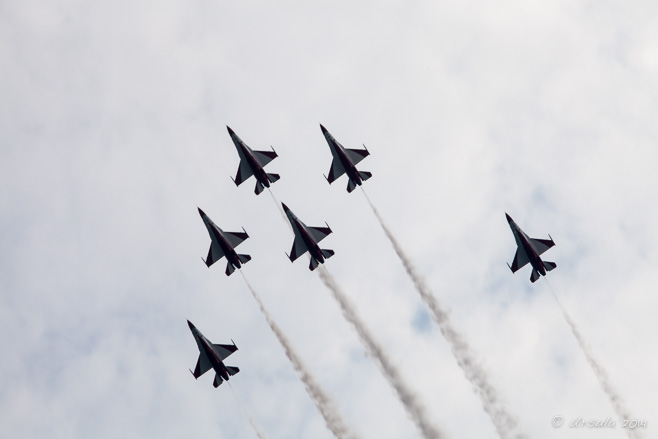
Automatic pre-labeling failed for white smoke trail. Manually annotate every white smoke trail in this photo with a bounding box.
[317,265,446,439]
[227,381,267,439]
[267,188,291,231]
[240,271,359,439]
[361,188,525,439]
[544,278,641,439]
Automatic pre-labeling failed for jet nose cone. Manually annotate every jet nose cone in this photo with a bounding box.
[319,124,327,134]
[226,126,235,136]
[187,320,196,330]
[198,207,206,217]
[281,202,290,213]
[505,212,513,223]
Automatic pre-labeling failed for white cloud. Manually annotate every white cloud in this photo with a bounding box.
[1,1,656,438]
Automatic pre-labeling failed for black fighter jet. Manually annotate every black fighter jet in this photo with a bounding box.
[187,320,239,388]
[320,124,371,193]
[506,213,556,283]
[198,207,250,276]
[228,126,280,195]
[282,203,334,271]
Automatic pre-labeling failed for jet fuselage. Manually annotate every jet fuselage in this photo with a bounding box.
[292,216,325,264]
[507,215,547,276]
[202,212,243,270]
[214,226,242,270]
[229,130,273,188]
[322,129,364,187]
[189,323,231,381]
[283,207,326,265]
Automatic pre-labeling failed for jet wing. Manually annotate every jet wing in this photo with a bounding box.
[252,150,277,167]
[212,343,238,361]
[205,243,225,267]
[288,236,309,262]
[509,247,530,273]
[192,352,213,378]
[326,158,346,183]
[530,238,554,256]
[233,160,254,186]
[345,148,369,166]
[224,231,249,249]
[308,226,332,244]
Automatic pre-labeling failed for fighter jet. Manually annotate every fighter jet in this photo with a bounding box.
[227,126,280,195]
[506,213,557,283]
[187,320,240,388]
[320,124,371,193]
[282,203,334,271]
[198,207,251,276]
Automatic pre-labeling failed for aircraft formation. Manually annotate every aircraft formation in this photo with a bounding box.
[188,124,567,438]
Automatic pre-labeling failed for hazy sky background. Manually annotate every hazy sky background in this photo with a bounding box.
[1,1,657,438]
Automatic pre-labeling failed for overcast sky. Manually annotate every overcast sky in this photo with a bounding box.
[1,1,657,438]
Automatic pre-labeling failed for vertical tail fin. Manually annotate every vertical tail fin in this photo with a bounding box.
[347,179,357,193]
[321,249,335,260]
[530,268,540,283]
[309,257,320,271]
[238,254,251,265]
[226,366,240,376]
[543,261,557,272]
[213,374,224,388]
[358,171,372,182]
[255,181,265,195]
[267,173,280,183]
[226,262,236,276]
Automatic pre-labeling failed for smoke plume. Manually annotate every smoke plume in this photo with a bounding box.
[361,188,525,439]
[267,188,291,231]
[545,280,641,439]
[240,272,359,439]
[317,266,446,439]
[228,381,267,439]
